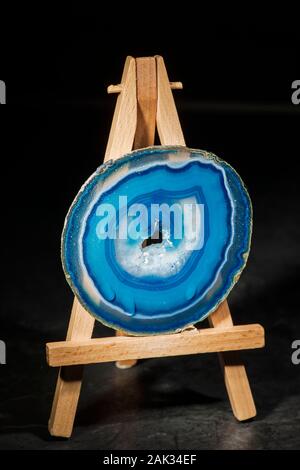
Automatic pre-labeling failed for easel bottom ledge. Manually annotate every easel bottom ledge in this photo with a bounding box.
[46,323,264,367]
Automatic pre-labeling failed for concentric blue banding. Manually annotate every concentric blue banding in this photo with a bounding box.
[62,146,252,335]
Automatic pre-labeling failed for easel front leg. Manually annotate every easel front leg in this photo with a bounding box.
[209,301,256,421]
[48,299,95,437]
[49,57,138,436]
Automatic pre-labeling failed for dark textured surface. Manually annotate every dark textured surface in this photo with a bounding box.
[0,111,300,450]
[1,18,300,450]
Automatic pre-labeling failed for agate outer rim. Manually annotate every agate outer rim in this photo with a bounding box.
[61,145,252,335]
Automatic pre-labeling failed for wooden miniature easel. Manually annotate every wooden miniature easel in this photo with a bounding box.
[47,56,265,438]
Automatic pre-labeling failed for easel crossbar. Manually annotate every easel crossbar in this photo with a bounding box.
[47,324,264,367]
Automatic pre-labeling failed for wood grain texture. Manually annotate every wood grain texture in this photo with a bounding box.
[169,81,183,90]
[48,299,94,437]
[47,324,264,367]
[156,55,185,146]
[48,56,138,438]
[105,56,137,162]
[209,301,258,421]
[107,81,182,93]
[133,57,157,149]
[107,84,123,94]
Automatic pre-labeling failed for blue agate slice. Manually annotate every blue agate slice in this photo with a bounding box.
[62,146,252,335]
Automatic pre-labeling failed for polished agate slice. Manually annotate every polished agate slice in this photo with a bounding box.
[62,146,252,335]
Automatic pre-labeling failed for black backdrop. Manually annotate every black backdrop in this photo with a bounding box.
[0,13,300,450]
